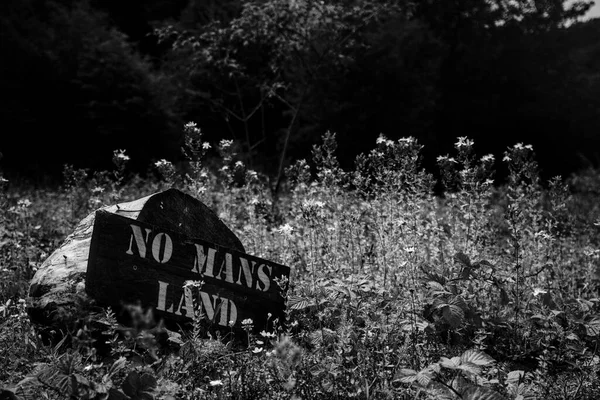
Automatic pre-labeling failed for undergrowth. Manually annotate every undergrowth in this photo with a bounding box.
[1,127,600,399]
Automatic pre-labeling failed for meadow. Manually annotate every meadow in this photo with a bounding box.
[1,128,600,399]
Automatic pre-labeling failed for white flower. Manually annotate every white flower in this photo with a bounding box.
[276,223,294,236]
[209,380,223,386]
[235,161,244,169]
[252,347,263,353]
[532,288,547,297]
[219,139,233,149]
[202,142,211,150]
[260,330,277,338]
[183,280,203,289]
[481,154,495,163]
[376,134,388,145]
[113,149,130,161]
[398,137,416,144]
[455,137,474,148]
[155,159,170,167]
[17,199,31,208]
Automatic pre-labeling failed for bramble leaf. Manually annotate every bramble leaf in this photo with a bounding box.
[460,349,495,367]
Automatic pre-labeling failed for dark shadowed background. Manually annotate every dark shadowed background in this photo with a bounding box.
[1,0,600,185]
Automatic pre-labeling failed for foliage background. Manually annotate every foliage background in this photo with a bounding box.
[2,0,600,183]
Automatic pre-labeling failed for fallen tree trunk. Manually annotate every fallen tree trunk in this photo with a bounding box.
[27,188,244,333]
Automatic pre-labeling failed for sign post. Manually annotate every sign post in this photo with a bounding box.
[86,210,289,330]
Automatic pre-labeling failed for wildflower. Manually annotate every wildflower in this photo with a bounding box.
[219,139,233,149]
[91,186,104,195]
[113,149,130,162]
[242,318,253,326]
[481,154,495,163]
[437,155,457,164]
[301,199,325,209]
[252,347,263,353]
[183,280,203,289]
[235,161,244,169]
[246,170,258,181]
[260,330,277,338]
[532,288,547,297]
[17,199,31,208]
[455,137,474,148]
[202,142,211,150]
[155,159,171,168]
[209,380,223,386]
[513,143,533,151]
[276,223,294,236]
[502,155,511,162]
[229,320,235,327]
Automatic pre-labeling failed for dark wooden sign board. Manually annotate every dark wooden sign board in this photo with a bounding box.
[86,210,290,330]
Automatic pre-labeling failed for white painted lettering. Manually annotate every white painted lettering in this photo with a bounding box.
[126,225,152,258]
[151,232,173,263]
[192,244,217,276]
[257,264,272,292]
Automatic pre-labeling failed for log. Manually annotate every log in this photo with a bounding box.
[27,188,245,332]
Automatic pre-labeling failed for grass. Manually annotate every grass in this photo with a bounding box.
[1,130,600,399]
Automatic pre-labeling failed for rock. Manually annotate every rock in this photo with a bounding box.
[27,188,244,332]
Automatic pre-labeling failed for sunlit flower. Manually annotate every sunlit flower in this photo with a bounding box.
[155,159,171,168]
[113,149,130,161]
[481,154,495,163]
[219,139,233,149]
[455,137,474,148]
[276,223,294,236]
[183,280,203,289]
[260,330,277,338]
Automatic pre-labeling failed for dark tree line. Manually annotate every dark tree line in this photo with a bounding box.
[1,0,599,184]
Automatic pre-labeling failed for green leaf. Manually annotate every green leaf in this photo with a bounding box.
[460,349,495,367]
[454,252,471,267]
[458,362,482,375]
[440,356,461,369]
[395,368,417,384]
[122,371,156,400]
[415,371,433,387]
[506,370,524,386]
[442,304,465,328]
[287,295,313,310]
[0,388,20,400]
[107,388,129,400]
[585,317,600,337]
[462,386,506,400]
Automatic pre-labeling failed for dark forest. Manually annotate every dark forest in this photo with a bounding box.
[2,0,600,184]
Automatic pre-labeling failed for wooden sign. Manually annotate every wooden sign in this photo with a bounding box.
[85,210,289,330]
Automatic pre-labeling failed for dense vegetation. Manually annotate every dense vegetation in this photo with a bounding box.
[2,0,600,182]
[1,129,600,399]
